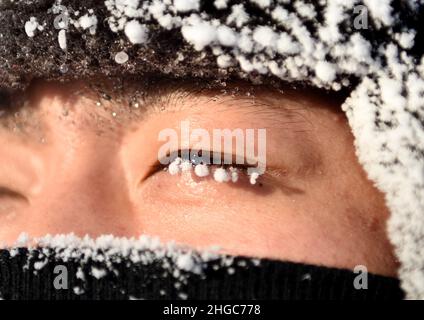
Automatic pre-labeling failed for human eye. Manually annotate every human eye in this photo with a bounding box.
[155,149,266,186]
[136,142,298,208]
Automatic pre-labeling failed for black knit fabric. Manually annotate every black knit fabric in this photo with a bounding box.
[0,248,403,300]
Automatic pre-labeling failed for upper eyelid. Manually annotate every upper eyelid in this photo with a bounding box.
[157,149,259,166]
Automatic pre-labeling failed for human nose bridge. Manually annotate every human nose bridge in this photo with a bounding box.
[30,137,139,233]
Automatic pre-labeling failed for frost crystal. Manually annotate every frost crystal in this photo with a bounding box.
[229,167,239,183]
[91,267,107,279]
[217,26,237,47]
[315,61,337,83]
[180,160,193,172]
[217,54,233,68]
[253,26,277,48]
[181,22,216,51]
[250,0,271,9]
[194,164,209,177]
[24,17,39,38]
[249,171,260,185]
[79,13,98,34]
[168,157,182,175]
[214,0,228,10]
[173,0,200,12]
[58,30,67,51]
[213,168,230,183]
[114,51,129,64]
[124,20,149,44]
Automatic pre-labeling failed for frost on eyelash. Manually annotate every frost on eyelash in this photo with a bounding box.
[166,157,262,185]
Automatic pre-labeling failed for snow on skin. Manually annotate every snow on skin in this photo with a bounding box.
[16,232,29,246]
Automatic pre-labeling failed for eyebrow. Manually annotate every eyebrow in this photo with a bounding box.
[0,75,342,136]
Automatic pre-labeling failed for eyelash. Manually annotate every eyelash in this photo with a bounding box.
[157,151,263,185]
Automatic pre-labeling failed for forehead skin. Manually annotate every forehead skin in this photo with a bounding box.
[0,77,346,134]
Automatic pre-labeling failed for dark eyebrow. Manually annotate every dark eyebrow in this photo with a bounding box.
[0,75,346,136]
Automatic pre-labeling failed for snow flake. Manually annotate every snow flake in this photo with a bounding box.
[194,164,210,177]
[79,13,98,34]
[214,0,229,10]
[253,26,277,48]
[226,4,250,28]
[315,61,337,82]
[24,17,39,38]
[213,168,230,183]
[181,21,216,51]
[173,0,200,12]
[217,25,237,47]
[58,30,67,51]
[115,51,129,64]
[124,20,149,44]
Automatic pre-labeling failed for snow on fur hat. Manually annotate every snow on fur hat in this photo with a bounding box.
[0,0,424,299]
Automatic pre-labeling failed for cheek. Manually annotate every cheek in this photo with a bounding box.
[131,168,317,258]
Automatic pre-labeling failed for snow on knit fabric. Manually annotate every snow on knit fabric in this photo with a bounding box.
[0,0,423,298]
